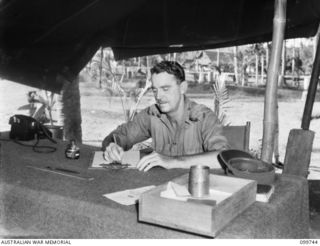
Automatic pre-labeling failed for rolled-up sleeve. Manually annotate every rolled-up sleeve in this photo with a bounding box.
[102,109,151,151]
[201,110,230,152]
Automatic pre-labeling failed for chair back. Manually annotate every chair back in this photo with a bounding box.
[283,129,315,177]
[222,121,251,152]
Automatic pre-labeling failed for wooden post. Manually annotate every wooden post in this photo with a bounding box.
[60,75,82,143]
[279,40,286,87]
[261,0,286,163]
[283,26,319,177]
[314,25,320,60]
[273,98,280,163]
[301,28,320,130]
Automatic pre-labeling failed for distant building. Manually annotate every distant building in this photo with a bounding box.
[197,49,234,71]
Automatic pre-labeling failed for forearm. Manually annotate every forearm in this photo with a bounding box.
[102,131,122,150]
[172,151,222,169]
[101,130,133,151]
[102,112,151,151]
[137,150,223,172]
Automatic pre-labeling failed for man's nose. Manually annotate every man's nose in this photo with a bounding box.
[155,90,163,100]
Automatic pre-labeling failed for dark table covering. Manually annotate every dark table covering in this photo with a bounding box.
[0,139,310,238]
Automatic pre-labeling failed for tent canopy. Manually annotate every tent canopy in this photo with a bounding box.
[1,0,320,92]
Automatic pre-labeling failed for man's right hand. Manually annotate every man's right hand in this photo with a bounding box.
[103,143,124,163]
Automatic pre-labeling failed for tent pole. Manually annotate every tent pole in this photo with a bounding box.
[301,26,320,130]
[261,0,286,163]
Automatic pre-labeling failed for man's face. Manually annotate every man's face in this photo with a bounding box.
[151,72,183,114]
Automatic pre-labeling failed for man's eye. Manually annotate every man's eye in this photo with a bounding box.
[163,87,169,91]
[152,89,157,93]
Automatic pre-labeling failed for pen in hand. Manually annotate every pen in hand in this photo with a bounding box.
[112,134,122,162]
[113,134,118,145]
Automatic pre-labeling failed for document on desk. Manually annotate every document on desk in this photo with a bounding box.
[90,150,140,169]
[103,185,155,206]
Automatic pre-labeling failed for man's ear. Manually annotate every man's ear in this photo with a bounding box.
[180,81,188,94]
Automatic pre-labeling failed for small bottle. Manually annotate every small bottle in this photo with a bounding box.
[65,140,80,159]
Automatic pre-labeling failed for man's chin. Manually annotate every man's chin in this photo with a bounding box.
[158,104,170,113]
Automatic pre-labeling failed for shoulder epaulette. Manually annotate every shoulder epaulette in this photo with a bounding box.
[189,102,212,122]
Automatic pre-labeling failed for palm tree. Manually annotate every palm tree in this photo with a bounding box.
[251,43,265,86]
[233,46,239,85]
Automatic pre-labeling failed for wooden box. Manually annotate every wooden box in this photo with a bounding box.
[139,174,257,237]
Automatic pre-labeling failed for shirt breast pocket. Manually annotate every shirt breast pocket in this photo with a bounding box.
[183,126,203,155]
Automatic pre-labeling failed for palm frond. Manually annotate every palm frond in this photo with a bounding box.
[211,78,230,125]
[128,78,151,121]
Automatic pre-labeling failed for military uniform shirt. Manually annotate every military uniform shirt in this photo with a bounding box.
[102,97,229,156]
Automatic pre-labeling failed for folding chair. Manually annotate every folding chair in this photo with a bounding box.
[222,121,251,152]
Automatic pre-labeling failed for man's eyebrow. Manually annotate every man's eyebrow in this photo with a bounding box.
[151,85,171,89]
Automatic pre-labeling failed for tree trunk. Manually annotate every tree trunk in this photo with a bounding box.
[255,53,259,86]
[99,47,104,89]
[146,56,150,76]
[260,54,264,85]
[87,59,92,73]
[261,0,286,163]
[60,75,82,143]
[266,43,269,67]
[217,49,220,67]
[279,40,286,87]
[242,64,247,86]
[292,43,295,81]
[173,53,176,62]
[233,46,239,85]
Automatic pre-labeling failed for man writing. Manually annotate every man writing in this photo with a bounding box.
[102,61,229,171]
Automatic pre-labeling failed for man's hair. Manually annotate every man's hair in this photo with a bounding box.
[150,61,185,83]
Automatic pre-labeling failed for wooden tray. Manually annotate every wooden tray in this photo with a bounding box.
[139,174,257,237]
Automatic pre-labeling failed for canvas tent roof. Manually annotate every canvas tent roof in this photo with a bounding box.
[0,0,320,92]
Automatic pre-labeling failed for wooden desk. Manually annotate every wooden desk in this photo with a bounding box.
[0,140,310,238]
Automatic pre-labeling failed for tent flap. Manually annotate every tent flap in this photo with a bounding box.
[0,0,319,91]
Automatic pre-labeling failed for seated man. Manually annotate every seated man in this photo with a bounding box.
[102,61,229,171]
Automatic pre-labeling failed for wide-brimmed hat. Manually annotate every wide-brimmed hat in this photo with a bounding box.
[218,149,275,185]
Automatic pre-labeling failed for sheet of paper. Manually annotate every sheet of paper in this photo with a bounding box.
[103,185,155,206]
[160,182,189,201]
[160,181,231,204]
[90,150,140,168]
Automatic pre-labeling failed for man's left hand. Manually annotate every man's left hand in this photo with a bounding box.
[136,152,176,172]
